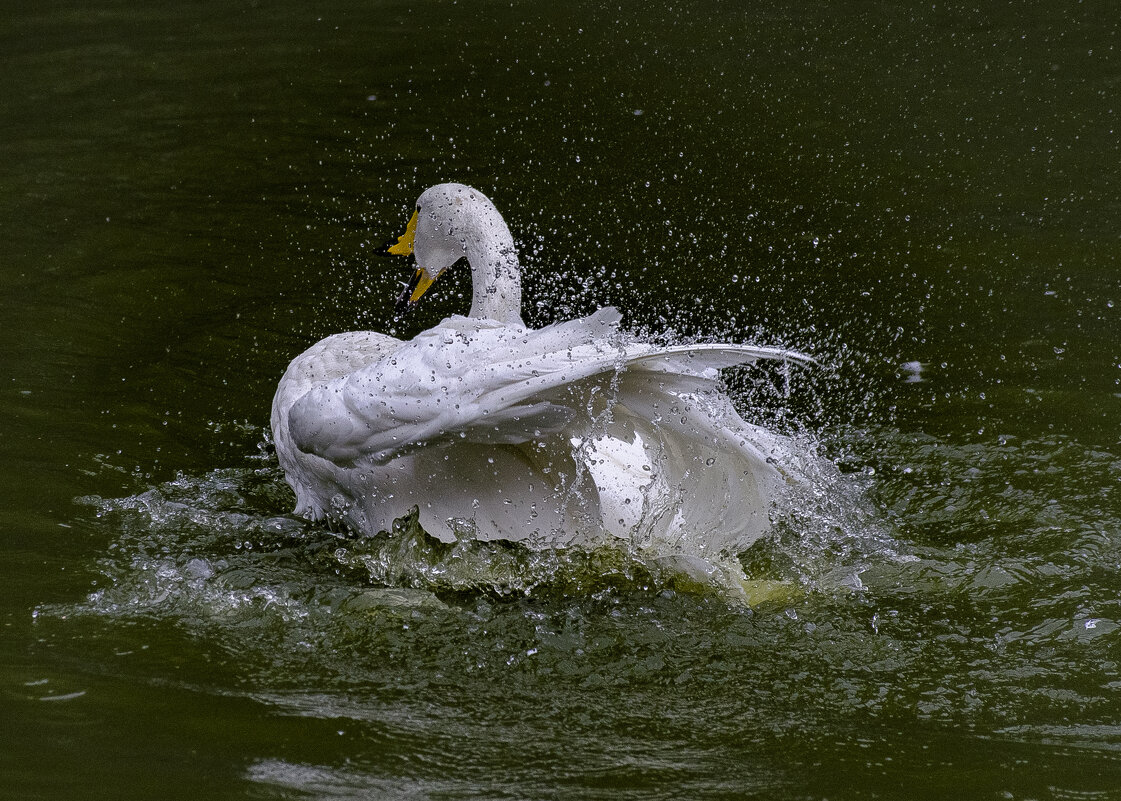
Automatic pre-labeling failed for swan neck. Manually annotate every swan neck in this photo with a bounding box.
[466,217,524,326]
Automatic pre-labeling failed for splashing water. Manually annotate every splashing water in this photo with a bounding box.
[50,418,897,635]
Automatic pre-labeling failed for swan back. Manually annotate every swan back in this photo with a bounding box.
[278,308,807,554]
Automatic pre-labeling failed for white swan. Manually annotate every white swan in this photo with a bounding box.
[271,183,810,567]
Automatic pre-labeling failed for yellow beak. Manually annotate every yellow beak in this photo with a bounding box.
[387,209,418,256]
[389,210,439,311]
[405,267,436,303]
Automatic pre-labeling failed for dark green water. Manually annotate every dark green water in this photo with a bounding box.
[4,1,1121,798]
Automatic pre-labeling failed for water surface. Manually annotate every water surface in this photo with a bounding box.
[4,1,1121,798]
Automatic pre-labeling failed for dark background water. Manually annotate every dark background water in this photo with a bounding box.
[3,1,1121,798]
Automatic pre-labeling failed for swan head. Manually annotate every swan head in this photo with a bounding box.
[388,183,521,321]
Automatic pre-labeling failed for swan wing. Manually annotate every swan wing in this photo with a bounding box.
[287,307,808,467]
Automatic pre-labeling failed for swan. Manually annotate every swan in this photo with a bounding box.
[271,183,810,570]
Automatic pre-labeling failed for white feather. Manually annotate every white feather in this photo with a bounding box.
[271,184,811,562]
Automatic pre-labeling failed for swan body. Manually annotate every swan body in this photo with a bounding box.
[272,184,809,563]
